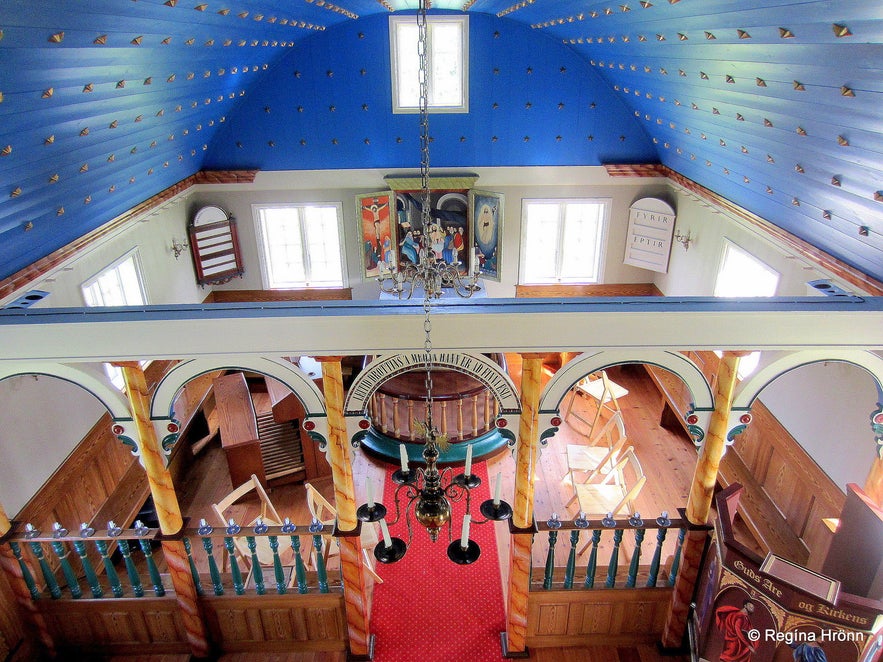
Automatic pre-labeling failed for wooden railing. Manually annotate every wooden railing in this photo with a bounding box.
[369,389,498,442]
[1,518,347,656]
[525,513,691,648]
[531,512,686,591]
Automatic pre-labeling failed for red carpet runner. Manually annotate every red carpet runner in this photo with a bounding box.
[369,461,507,662]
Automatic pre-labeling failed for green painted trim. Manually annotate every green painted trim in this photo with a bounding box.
[358,426,509,464]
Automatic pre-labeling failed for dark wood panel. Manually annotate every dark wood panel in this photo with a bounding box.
[201,594,347,653]
[208,289,353,303]
[40,597,189,656]
[515,283,662,298]
[527,588,672,648]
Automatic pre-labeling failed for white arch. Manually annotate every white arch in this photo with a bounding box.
[0,361,131,420]
[539,349,713,414]
[734,349,883,410]
[344,352,520,416]
[151,355,325,419]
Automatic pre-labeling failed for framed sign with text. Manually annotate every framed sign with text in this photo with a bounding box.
[622,197,676,273]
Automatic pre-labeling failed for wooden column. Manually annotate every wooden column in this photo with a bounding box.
[0,502,55,656]
[661,351,746,649]
[117,363,210,658]
[504,353,545,657]
[316,357,372,660]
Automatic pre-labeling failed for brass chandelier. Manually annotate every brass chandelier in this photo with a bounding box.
[358,1,509,564]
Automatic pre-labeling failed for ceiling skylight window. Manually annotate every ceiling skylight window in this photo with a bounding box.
[390,15,468,113]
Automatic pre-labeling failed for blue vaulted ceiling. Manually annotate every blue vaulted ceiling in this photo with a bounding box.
[0,0,881,283]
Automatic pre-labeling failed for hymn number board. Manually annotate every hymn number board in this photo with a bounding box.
[623,198,677,273]
[189,205,245,286]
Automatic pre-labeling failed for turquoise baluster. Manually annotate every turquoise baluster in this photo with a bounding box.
[49,523,81,599]
[108,522,143,597]
[268,532,286,595]
[95,538,124,597]
[626,514,645,588]
[543,528,558,590]
[647,512,670,587]
[584,529,602,589]
[198,520,224,596]
[24,525,61,599]
[311,519,328,594]
[668,525,687,587]
[74,524,102,598]
[9,542,40,599]
[605,529,624,588]
[224,519,245,596]
[134,520,165,597]
[183,537,204,596]
[563,530,580,589]
[285,519,308,594]
[246,535,265,595]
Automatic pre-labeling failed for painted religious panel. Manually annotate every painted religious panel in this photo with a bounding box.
[469,190,503,282]
[357,191,396,279]
[393,189,471,276]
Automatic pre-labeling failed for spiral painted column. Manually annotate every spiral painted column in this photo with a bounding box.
[0,501,56,656]
[504,353,545,656]
[118,363,210,658]
[316,357,371,660]
[661,351,747,649]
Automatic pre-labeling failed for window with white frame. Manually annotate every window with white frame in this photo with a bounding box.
[714,241,780,378]
[253,204,346,289]
[519,199,609,284]
[389,15,468,113]
[714,241,780,298]
[81,250,148,390]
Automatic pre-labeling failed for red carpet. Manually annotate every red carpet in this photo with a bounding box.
[369,461,507,662]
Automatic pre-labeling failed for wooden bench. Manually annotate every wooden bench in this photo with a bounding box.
[213,372,264,486]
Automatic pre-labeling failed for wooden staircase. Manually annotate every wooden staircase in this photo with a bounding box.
[254,394,305,484]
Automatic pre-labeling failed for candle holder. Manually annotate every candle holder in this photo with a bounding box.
[453,472,481,489]
[446,538,480,564]
[391,468,414,485]
[374,537,407,564]
[356,502,388,523]
[479,498,513,521]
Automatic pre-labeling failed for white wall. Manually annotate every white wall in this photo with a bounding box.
[195,166,665,299]
[0,375,105,515]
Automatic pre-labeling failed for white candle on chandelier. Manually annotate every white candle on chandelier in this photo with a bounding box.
[399,443,409,473]
[366,479,375,509]
[493,472,503,506]
[460,514,471,550]
[379,519,393,549]
[464,444,473,477]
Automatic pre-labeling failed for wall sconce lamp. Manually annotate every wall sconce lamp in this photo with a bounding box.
[674,228,693,251]
[170,237,189,259]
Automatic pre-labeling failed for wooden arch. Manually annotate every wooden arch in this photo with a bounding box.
[150,355,326,420]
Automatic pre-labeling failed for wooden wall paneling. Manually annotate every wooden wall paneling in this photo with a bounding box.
[201,594,347,653]
[515,283,662,298]
[40,597,188,656]
[526,589,672,648]
[209,288,353,303]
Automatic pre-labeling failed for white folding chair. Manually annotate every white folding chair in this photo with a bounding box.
[563,411,629,484]
[565,370,629,437]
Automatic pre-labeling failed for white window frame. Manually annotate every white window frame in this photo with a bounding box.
[80,249,148,390]
[389,14,469,114]
[81,249,147,307]
[714,240,780,298]
[713,240,780,379]
[518,198,610,285]
[252,203,347,289]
